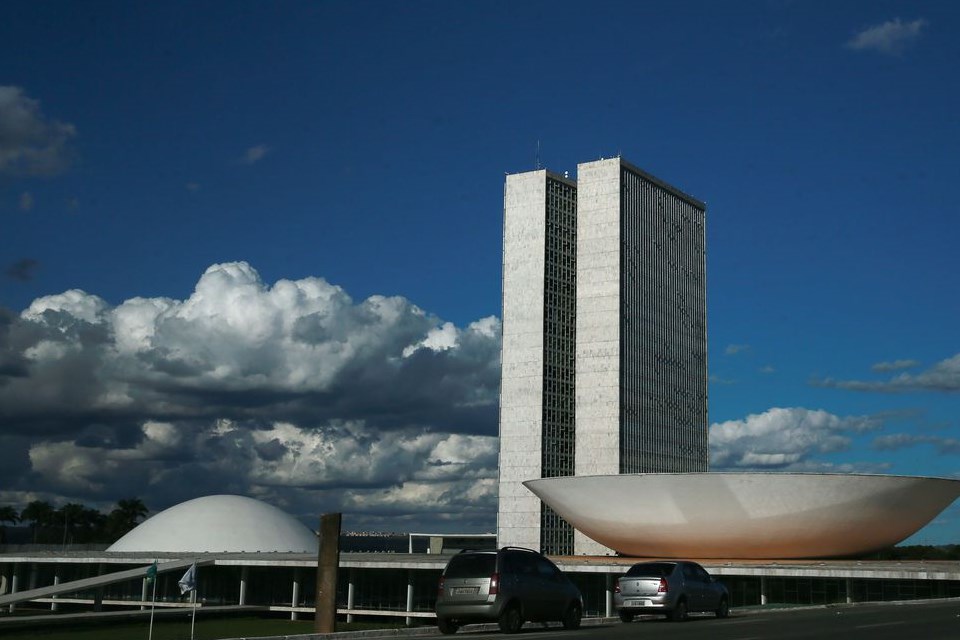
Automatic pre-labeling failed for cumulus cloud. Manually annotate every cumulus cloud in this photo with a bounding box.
[846,18,927,55]
[240,144,270,164]
[710,407,881,470]
[0,262,501,530]
[0,86,76,175]
[816,354,960,393]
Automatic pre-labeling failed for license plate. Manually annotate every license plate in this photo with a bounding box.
[626,599,648,607]
[453,586,479,595]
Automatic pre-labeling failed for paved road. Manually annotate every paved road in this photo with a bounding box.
[449,600,960,640]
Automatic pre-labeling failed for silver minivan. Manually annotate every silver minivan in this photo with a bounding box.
[435,546,583,634]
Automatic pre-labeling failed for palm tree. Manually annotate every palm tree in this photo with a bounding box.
[20,500,55,543]
[57,503,88,546]
[107,498,149,540]
[0,506,20,544]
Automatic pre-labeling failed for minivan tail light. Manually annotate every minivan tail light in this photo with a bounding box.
[438,576,445,595]
[489,572,500,595]
[658,578,668,593]
[614,580,621,594]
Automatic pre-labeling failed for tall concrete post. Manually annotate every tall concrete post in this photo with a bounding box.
[314,512,341,634]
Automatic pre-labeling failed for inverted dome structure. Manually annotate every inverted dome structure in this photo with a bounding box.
[525,473,960,559]
[107,495,317,553]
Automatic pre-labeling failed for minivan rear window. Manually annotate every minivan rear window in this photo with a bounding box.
[625,562,675,578]
[444,553,497,578]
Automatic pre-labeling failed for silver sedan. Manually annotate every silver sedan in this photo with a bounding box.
[614,561,729,622]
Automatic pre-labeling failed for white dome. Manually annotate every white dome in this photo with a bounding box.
[107,495,318,553]
[525,473,960,559]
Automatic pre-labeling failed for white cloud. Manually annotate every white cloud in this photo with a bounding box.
[872,433,960,455]
[816,353,960,393]
[871,359,920,372]
[22,289,110,325]
[19,191,33,211]
[0,86,76,175]
[724,344,750,356]
[240,144,270,164]
[710,407,880,470]
[846,18,927,55]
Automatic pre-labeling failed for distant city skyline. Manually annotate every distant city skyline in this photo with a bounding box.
[1,2,958,543]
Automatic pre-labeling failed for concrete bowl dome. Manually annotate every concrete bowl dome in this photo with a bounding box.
[107,495,317,553]
[524,473,960,559]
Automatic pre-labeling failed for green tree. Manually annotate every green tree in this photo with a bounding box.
[107,498,149,540]
[20,500,55,543]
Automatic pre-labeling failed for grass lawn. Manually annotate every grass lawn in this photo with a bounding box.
[1,616,409,640]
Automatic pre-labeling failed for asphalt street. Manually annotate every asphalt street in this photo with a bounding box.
[448,600,960,640]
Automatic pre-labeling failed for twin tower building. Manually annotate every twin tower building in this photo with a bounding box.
[497,157,709,556]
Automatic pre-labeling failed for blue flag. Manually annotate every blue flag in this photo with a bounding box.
[178,562,197,594]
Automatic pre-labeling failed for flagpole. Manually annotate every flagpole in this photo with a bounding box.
[148,571,157,640]
[190,586,197,640]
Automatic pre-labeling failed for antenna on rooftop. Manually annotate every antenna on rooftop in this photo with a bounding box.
[536,140,542,170]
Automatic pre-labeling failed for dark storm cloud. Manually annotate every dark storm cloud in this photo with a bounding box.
[1,262,500,530]
[0,86,76,176]
[5,258,40,282]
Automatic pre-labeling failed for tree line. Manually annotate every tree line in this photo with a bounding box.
[0,498,148,545]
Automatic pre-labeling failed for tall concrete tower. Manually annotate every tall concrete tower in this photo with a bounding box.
[497,157,708,556]
[498,169,578,555]
[573,157,708,555]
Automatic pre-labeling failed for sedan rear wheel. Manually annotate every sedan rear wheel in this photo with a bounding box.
[498,604,523,634]
[618,610,634,623]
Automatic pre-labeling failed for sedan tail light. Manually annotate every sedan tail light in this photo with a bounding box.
[489,572,500,595]
[658,578,668,593]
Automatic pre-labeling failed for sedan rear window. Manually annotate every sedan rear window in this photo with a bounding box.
[444,554,496,578]
[625,562,675,578]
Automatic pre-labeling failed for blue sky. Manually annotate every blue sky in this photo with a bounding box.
[1,1,959,544]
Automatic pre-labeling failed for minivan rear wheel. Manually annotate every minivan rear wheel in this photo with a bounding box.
[716,596,729,619]
[670,599,688,622]
[498,604,523,633]
[437,617,459,634]
[562,602,582,630]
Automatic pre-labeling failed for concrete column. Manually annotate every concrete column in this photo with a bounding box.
[605,574,614,618]
[846,578,853,604]
[141,577,148,610]
[405,570,415,626]
[314,512,342,634]
[94,563,104,612]
[347,569,356,623]
[291,569,301,621]
[8,571,18,613]
[29,563,38,590]
[760,577,767,606]
[51,574,60,611]
[239,566,249,605]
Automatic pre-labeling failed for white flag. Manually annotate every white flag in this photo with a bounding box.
[178,562,197,594]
